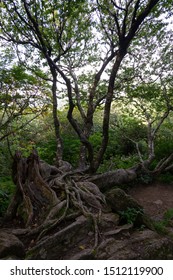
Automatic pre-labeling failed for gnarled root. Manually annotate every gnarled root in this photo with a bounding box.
[6,150,106,249]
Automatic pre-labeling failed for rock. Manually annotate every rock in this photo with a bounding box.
[100,212,120,227]
[134,213,155,230]
[105,188,155,230]
[95,229,173,259]
[105,188,143,212]
[153,200,163,206]
[2,220,173,260]
[0,231,25,259]
[58,160,73,172]
[69,249,95,260]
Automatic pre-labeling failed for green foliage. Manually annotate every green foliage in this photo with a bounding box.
[155,138,173,160]
[154,208,173,234]
[119,207,144,225]
[62,136,80,167]
[158,173,173,184]
[36,139,57,164]
[137,173,153,185]
[0,189,9,216]
[98,154,139,173]
[0,0,172,175]
[154,222,168,234]
[0,177,15,216]
[115,155,139,169]
[164,208,173,222]
[1,101,173,174]
[0,142,13,177]
[89,132,102,153]
[0,57,50,144]
[109,113,147,156]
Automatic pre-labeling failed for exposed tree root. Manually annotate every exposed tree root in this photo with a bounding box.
[4,149,167,260]
[6,150,106,249]
[6,149,162,253]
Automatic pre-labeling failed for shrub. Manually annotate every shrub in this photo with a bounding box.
[155,137,173,161]
[36,138,56,164]
[0,188,9,216]
[0,177,15,216]
[98,154,139,173]
[158,173,173,184]
[154,208,173,235]
[119,207,144,224]
[62,136,81,167]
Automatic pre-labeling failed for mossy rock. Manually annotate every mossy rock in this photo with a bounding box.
[105,188,142,212]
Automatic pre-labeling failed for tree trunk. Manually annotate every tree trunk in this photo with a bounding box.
[89,165,141,192]
[49,65,63,166]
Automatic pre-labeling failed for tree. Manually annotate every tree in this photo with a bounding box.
[0,44,50,143]
[1,0,171,171]
[0,0,94,166]
[1,0,173,259]
[110,26,173,175]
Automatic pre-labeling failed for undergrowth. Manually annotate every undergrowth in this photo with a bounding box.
[0,177,15,216]
[154,208,173,234]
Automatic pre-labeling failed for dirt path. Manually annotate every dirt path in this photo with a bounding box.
[128,182,173,221]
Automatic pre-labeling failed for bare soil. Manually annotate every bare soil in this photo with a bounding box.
[128,181,173,221]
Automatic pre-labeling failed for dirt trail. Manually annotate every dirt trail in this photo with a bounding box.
[128,182,173,221]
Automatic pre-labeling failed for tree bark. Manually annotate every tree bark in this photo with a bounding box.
[49,65,63,166]
[89,165,141,192]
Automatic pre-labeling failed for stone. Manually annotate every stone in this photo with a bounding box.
[153,200,163,206]
[69,249,95,260]
[100,212,120,227]
[0,231,25,259]
[95,229,173,260]
[105,188,143,212]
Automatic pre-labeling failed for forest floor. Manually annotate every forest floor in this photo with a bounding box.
[128,181,173,221]
[1,180,173,259]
